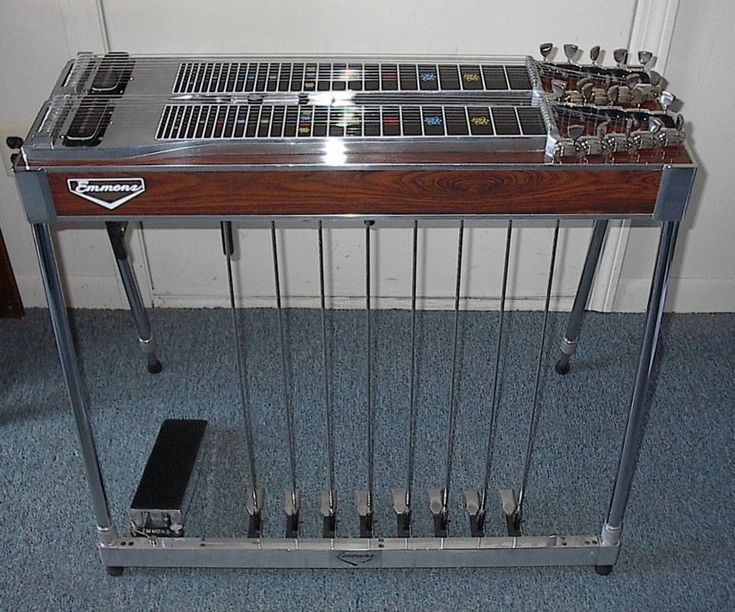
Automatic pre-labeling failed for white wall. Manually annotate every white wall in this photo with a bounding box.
[1,0,728,312]
[614,1,735,312]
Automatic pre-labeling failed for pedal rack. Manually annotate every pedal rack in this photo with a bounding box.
[10,45,696,575]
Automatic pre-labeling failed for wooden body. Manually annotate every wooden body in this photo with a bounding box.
[30,148,693,220]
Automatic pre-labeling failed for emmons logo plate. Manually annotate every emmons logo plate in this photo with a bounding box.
[67,178,146,210]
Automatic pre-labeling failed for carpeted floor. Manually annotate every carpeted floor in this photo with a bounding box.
[0,308,733,611]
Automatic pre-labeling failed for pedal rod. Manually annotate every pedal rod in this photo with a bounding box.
[517,220,560,517]
[270,222,299,520]
[318,222,336,534]
[442,221,465,509]
[365,221,374,508]
[220,222,260,517]
[406,220,420,506]
[480,221,513,511]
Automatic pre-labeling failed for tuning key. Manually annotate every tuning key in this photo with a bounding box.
[581,82,595,102]
[625,73,642,87]
[568,124,585,141]
[659,90,676,111]
[539,42,554,62]
[675,114,685,131]
[648,116,664,134]
[648,70,664,87]
[590,45,601,66]
[576,76,593,91]
[564,44,579,63]
[551,79,567,100]
[638,50,653,69]
[613,48,628,68]
[631,85,646,106]
[596,120,610,139]
[607,84,620,105]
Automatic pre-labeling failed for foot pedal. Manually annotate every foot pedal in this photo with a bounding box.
[429,488,448,537]
[392,487,411,537]
[499,488,522,536]
[462,489,485,537]
[356,490,373,538]
[129,419,207,537]
[320,490,337,538]
[284,490,301,538]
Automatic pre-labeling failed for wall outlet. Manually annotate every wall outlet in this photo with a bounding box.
[0,123,30,177]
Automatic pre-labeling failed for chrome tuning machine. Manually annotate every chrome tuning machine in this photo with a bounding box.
[638,50,654,70]
[659,90,676,112]
[563,44,579,64]
[539,42,554,62]
[589,45,601,67]
[613,48,628,69]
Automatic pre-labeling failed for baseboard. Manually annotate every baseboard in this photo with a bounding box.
[614,277,735,313]
[17,275,127,309]
[150,293,576,311]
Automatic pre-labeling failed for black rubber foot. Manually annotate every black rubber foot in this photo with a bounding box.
[147,358,163,374]
[286,511,300,538]
[555,359,570,375]
[106,566,124,577]
[322,514,336,539]
[396,512,411,538]
[433,512,448,538]
[359,513,373,538]
[247,512,262,539]
[595,564,614,576]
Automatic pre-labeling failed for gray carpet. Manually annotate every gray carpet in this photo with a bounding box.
[0,308,733,611]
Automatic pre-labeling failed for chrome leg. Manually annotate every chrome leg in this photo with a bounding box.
[105,222,162,374]
[32,223,117,544]
[555,219,608,376]
[597,221,679,575]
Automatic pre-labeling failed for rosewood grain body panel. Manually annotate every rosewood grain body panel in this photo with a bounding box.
[48,169,661,218]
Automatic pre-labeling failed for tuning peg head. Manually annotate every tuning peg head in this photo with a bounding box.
[568,124,585,141]
[551,79,567,100]
[539,42,554,61]
[581,82,595,101]
[625,73,642,87]
[576,76,593,91]
[648,70,664,87]
[613,48,628,68]
[648,116,664,133]
[6,136,23,150]
[607,84,620,104]
[631,85,646,106]
[564,44,579,63]
[638,50,653,67]
[589,45,601,66]
[675,113,685,131]
[659,90,676,111]
[596,120,610,139]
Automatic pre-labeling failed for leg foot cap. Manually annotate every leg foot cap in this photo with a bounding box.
[106,566,124,577]
[595,565,613,576]
[555,359,570,375]
[147,358,163,374]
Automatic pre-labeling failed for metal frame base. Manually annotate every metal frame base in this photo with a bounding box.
[100,535,619,569]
